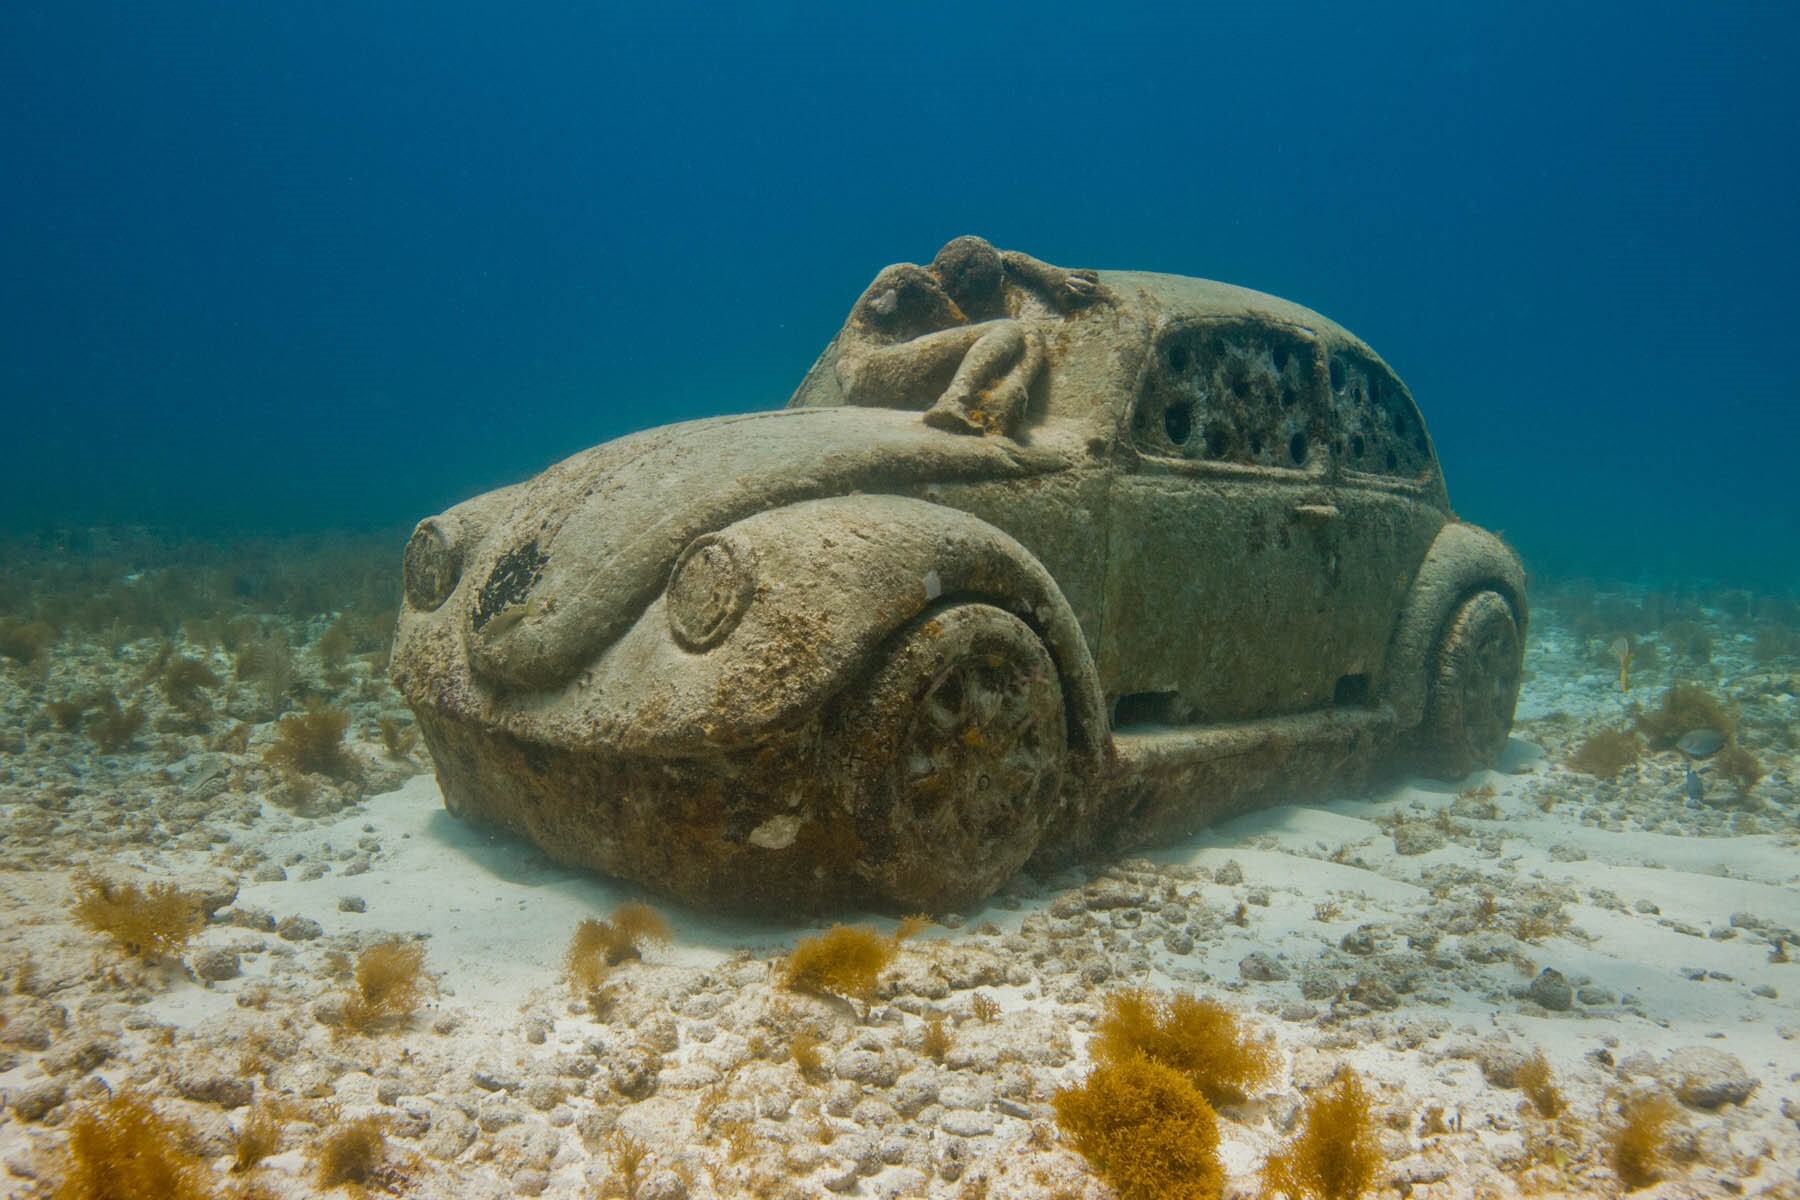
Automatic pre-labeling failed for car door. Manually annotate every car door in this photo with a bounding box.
[1101,317,1350,724]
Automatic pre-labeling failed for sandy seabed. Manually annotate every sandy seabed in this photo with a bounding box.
[1,592,1797,1199]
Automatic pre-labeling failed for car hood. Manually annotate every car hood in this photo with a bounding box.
[455,405,1080,692]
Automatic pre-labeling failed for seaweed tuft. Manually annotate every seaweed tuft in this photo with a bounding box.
[313,1116,386,1189]
[1636,685,1734,749]
[161,656,220,713]
[87,689,146,753]
[1713,744,1763,796]
[1515,1049,1564,1118]
[1093,987,1276,1107]
[264,708,358,780]
[340,939,428,1035]
[781,924,902,1001]
[607,1131,651,1199]
[920,1013,952,1062]
[565,902,671,996]
[71,869,206,960]
[0,617,58,666]
[231,1104,282,1173]
[1261,1069,1382,1200]
[1052,1051,1224,1200]
[1609,1091,1681,1191]
[377,714,418,758]
[789,1029,827,1082]
[54,1091,219,1200]
[1567,728,1640,780]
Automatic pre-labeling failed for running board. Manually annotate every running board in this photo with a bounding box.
[1111,704,1398,776]
[1101,704,1400,846]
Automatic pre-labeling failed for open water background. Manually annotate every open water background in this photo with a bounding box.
[3,3,1795,586]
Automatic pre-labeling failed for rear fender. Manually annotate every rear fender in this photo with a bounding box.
[1384,522,1528,728]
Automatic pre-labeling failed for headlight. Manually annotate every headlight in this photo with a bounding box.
[403,517,462,612]
[666,534,754,651]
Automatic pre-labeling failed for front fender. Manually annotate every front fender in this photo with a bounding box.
[550,494,1107,768]
[1383,522,1528,729]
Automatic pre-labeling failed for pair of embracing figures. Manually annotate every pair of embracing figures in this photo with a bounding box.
[830,236,1108,437]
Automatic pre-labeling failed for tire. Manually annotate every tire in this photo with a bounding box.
[836,604,1067,910]
[1418,590,1523,779]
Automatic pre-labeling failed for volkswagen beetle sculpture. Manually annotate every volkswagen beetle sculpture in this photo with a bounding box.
[391,237,1525,912]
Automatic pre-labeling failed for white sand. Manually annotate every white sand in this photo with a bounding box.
[3,603,1798,1198]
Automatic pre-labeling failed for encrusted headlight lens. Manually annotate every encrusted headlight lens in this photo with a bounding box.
[402,517,462,612]
[666,534,754,652]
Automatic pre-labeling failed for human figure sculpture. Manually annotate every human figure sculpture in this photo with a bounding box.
[833,236,1105,436]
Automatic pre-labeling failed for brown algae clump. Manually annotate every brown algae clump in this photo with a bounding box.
[1713,744,1763,796]
[1515,1049,1565,1118]
[1262,1069,1383,1200]
[1093,987,1276,1106]
[55,1091,221,1200]
[1053,1051,1224,1200]
[313,1116,387,1189]
[782,923,913,1001]
[340,939,429,1035]
[1635,684,1733,749]
[264,707,358,780]
[565,901,672,999]
[1609,1091,1682,1191]
[86,690,146,753]
[71,869,206,961]
[231,1104,283,1173]
[1566,728,1641,779]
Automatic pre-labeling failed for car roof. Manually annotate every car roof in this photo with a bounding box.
[1098,269,1391,363]
[1038,269,1408,429]
[792,265,1419,446]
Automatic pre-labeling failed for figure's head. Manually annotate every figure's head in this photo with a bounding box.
[852,263,963,334]
[931,236,1005,312]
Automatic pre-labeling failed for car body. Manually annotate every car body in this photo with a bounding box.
[391,239,1526,912]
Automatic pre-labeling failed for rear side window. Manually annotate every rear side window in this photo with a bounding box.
[1328,352,1433,479]
[1134,321,1325,469]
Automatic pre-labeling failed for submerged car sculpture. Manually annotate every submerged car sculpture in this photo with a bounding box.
[391,237,1525,912]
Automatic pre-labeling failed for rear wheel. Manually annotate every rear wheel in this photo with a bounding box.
[836,604,1066,910]
[1419,590,1523,778]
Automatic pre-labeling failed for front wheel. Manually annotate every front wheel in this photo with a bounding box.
[834,604,1067,910]
[1418,589,1524,778]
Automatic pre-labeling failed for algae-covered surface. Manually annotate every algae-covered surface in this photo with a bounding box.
[1,535,1798,1198]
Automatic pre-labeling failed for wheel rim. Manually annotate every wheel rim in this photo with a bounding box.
[1432,591,1522,770]
[849,605,1067,908]
[1459,606,1521,757]
[898,647,1062,848]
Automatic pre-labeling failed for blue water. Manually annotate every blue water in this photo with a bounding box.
[3,3,1795,586]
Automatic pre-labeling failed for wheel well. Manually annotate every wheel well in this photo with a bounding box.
[1437,582,1528,669]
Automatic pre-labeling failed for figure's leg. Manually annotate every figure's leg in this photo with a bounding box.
[843,325,987,410]
[924,321,1044,436]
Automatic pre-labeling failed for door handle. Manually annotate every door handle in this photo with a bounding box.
[1292,503,1340,522]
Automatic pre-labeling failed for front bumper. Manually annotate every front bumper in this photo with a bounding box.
[413,708,875,912]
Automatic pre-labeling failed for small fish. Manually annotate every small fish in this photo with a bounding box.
[486,593,556,636]
[1684,768,1705,803]
[1676,728,1726,759]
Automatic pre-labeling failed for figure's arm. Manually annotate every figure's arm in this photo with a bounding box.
[1000,250,1103,310]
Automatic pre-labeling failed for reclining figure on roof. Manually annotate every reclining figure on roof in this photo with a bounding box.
[833,235,1105,436]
